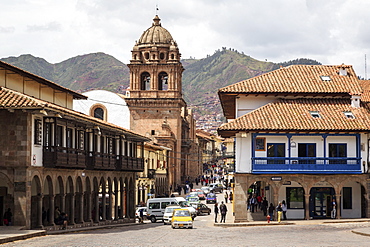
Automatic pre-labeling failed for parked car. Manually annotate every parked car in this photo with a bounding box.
[209,183,225,193]
[206,193,217,204]
[196,191,206,200]
[171,209,193,229]
[163,206,182,225]
[196,203,211,215]
[201,186,211,195]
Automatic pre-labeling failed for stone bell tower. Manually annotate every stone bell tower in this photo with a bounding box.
[126,15,187,187]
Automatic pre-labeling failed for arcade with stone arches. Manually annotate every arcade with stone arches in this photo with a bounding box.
[29,169,136,229]
[233,174,369,222]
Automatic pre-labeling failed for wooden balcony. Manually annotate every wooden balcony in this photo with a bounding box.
[252,157,361,174]
[43,147,86,169]
[43,147,143,172]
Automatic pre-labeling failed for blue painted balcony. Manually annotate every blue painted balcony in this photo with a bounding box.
[252,157,362,174]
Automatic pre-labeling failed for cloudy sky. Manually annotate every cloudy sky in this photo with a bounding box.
[1,0,369,78]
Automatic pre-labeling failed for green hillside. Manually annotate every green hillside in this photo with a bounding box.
[1,49,321,115]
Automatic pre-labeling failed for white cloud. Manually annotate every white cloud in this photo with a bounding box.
[0,0,369,78]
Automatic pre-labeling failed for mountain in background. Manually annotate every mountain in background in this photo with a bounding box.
[0,49,321,117]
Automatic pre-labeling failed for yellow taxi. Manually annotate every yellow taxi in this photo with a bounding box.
[171,209,193,229]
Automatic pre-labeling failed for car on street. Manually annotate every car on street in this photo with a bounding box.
[171,209,193,229]
[178,201,197,219]
[187,196,200,208]
[163,206,182,225]
[196,191,206,200]
[205,193,217,204]
[185,192,198,200]
[209,183,225,193]
[201,186,211,195]
[196,203,211,215]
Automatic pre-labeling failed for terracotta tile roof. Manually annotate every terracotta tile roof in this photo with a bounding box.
[360,80,370,102]
[0,87,149,141]
[0,60,87,100]
[218,98,370,137]
[219,65,362,95]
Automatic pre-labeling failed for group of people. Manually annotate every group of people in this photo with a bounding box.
[224,191,233,203]
[213,201,228,223]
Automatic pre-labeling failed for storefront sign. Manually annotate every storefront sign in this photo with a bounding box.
[271,176,282,181]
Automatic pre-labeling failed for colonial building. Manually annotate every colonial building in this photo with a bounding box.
[218,65,370,222]
[126,15,199,187]
[0,61,149,229]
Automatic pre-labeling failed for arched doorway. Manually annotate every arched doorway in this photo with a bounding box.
[31,175,42,228]
[309,181,335,219]
[42,176,53,226]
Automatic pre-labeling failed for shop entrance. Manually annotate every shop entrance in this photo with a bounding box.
[309,187,334,218]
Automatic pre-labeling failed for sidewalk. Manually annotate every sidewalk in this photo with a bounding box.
[0,226,46,244]
[215,204,370,232]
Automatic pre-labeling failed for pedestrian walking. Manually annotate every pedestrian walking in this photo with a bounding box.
[224,192,228,203]
[3,208,12,226]
[268,203,275,221]
[214,203,219,223]
[276,202,283,223]
[282,200,287,220]
[331,198,336,219]
[250,195,257,213]
[220,201,228,223]
[229,192,233,203]
[139,207,145,223]
[262,197,268,216]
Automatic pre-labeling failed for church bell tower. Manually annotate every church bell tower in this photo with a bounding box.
[126,15,187,187]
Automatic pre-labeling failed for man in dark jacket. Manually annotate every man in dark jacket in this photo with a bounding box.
[219,201,228,223]
[214,203,219,223]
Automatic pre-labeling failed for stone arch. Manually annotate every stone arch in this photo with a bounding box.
[42,175,54,226]
[65,176,75,224]
[55,176,64,213]
[140,72,151,90]
[84,176,92,222]
[106,177,113,220]
[99,177,107,221]
[92,177,99,222]
[158,71,168,90]
[112,177,119,220]
[0,172,14,226]
[75,176,83,223]
[31,175,42,228]
[124,177,129,218]
[119,177,124,219]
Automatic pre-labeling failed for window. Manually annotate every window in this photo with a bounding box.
[310,111,321,118]
[56,126,63,147]
[320,76,331,81]
[343,111,355,119]
[343,187,352,209]
[255,137,266,151]
[329,143,347,164]
[267,143,285,164]
[141,72,151,90]
[148,202,160,209]
[286,187,304,209]
[158,72,168,90]
[34,119,42,145]
[298,143,316,164]
[94,108,104,120]
[44,122,52,147]
[66,128,73,148]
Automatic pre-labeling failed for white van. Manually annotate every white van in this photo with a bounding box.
[147,198,179,223]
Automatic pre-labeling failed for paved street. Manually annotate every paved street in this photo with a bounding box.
[2,215,370,246]
[3,191,370,246]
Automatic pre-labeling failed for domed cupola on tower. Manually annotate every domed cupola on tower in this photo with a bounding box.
[127,15,184,99]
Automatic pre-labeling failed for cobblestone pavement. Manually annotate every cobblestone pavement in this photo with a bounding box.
[3,213,370,246]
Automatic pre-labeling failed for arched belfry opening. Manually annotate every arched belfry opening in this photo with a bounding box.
[141,72,151,90]
[158,72,168,90]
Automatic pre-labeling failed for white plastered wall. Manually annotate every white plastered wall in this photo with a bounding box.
[73,90,130,129]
